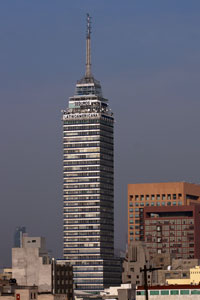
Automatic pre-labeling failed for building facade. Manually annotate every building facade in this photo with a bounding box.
[62,15,121,291]
[144,205,200,259]
[128,182,200,243]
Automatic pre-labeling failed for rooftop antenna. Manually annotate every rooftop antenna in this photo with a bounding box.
[85,13,92,78]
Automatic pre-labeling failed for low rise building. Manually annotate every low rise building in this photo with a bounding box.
[156,258,199,285]
[100,284,135,300]
[0,269,12,281]
[136,284,200,299]
[167,265,200,285]
[122,242,171,286]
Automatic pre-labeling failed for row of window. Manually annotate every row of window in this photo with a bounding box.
[64,149,113,155]
[146,218,194,225]
[130,193,182,201]
[129,201,182,207]
[137,289,200,295]
[64,178,113,184]
[64,136,113,144]
[64,119,113,127]
[64,166,113,172]
[63,125,113,133]
[64,171,113,178]
[64,130,113,138]
[64,184,114,191]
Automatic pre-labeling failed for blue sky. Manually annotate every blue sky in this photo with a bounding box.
[1,0,200,266]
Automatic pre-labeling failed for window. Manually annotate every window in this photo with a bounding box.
[146,195,149,200]
[172,201,176,206]
[167,202,171,206]
[157,194,160,200]
[151,203,155,206]
[141,195,144,201]
[162,202,165,206]
[151,195,155,200]
[167,194,171,200]
[161,290,169,295]
[156,202,160,206]
[180,290,189,295]
[162,194,166,200]
[129,208,133,212]
[191,290,200,295]
[150,291,159,295]
[146,203,149,206]
[170,290,179,295]
[178,201,182,205]
[173,194,176,200]
[135,195,139,200]
[137,291,145,295]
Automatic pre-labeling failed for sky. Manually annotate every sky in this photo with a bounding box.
[1,0,200,267]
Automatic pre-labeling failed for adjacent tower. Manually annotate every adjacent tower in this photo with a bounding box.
[62,15,120,292]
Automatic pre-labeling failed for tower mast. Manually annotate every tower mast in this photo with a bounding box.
[85,13,92,78]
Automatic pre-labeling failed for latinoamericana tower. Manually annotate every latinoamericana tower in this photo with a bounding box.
[62,15,121,292]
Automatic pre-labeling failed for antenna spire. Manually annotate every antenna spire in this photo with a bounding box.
[85,13,92,78]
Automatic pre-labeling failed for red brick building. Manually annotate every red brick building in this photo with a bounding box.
[144,205,200,259]
[128,182,200,243]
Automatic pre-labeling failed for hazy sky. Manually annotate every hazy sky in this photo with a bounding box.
[1,0,200,267]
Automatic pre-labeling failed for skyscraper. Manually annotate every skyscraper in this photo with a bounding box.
[13,226,26,248]
[62,15,120,292]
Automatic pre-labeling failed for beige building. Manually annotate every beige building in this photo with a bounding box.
[122,241,172,286]
[157,258,199,285]
[167,265,200,285]
[128,182,200,243]
[0,286,68,300]
[0,269,12,281]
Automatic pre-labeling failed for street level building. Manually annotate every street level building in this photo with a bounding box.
[136,284,200,300]
[62,15,121,291]
[128,182,200,243]
[144,205,200,259]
